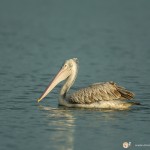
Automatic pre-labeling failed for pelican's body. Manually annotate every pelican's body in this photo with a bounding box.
[38,58,139,110]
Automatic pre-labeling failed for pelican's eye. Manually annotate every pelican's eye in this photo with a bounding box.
[69,63,73,67]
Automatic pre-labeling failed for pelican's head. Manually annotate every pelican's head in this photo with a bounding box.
[37,58,78,103]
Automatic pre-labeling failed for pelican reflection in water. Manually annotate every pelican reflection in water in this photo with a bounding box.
[38,105,75,150]
[37,58,140,110]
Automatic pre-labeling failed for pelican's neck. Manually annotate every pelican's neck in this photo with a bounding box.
[60,64,78,99]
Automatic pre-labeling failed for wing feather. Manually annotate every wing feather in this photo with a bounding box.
[68,81,134,104]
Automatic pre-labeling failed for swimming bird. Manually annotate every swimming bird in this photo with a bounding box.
[37,58,140,110]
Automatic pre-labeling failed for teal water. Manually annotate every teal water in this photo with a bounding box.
[0,0,150,150]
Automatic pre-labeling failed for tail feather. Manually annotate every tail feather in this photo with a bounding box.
[130,102,141,105]
[122,101,141,108]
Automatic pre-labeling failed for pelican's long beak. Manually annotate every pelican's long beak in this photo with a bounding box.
[37,66,70,103]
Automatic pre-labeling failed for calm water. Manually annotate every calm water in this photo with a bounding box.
[0,0,150,150]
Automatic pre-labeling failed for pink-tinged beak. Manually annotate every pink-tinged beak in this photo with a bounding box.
[37,66,70,103]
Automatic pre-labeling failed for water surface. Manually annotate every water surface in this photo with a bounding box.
[0,0,150,150]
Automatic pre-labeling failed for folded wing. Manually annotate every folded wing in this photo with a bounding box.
[68,81,134,104]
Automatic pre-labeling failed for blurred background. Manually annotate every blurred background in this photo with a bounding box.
[0,0,150,150]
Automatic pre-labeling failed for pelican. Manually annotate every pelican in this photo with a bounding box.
[37,58,140,110]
